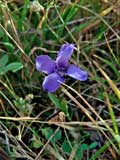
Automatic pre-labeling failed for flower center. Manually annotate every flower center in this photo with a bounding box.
[54,65,67,77]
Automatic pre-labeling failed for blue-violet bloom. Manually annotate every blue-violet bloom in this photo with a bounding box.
[36,44,88,93]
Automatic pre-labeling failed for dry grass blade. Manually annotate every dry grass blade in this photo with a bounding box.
[93,61,120,99]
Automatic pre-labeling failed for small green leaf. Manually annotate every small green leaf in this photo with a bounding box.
[0,55,8,67]
[0,66,6,75]
[89,142,98,149]
[51,129,61,145]
[115,134,120,143]
[48,93,70,118]
[33,140,42,149]
[76,147,83,159]
[0,28,5,38]
[62,140,72,154]
[41,127,53,140]
[76,143,88,159]
[5,62,23,72]
[59,99,68,114]
[81,143,89,150]
[3,42,15,51]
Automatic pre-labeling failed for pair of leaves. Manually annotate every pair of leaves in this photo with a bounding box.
[0,55,23,75]
[41,127,62,146]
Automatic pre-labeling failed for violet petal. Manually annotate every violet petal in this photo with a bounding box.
[56,44,74,69]
[57,44,74,57]
[66,64,88,81]
[36,55,55,74]
[42,72,64,93]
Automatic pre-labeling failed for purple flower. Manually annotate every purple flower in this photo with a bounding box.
[36,44,88,93]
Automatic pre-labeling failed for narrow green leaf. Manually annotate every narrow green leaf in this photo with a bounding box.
[5,62,23,72]
[48,93,61,108]
[48,93,69,117]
